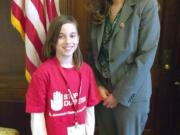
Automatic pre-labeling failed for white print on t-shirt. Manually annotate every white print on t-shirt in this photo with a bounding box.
[51,91,63,111]
[50,91,86,112]
[49,106,86,117]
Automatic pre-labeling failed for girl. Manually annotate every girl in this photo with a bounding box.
[26,15,101,135]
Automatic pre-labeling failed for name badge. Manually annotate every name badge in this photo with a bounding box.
[67,124,85,135]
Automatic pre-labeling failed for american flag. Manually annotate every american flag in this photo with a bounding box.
[11,0,60,82]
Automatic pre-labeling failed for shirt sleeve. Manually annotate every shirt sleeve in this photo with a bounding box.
[87,67,102,107]
[26,72,47,113]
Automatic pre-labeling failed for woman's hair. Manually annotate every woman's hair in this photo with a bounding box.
[43,15,83,69]
[86,0,112,24]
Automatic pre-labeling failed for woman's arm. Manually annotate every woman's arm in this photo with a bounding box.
[85,106,95,135]
[112,0,160,107]
[31,113,47,135]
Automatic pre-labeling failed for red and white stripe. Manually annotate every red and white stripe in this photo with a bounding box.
[11,0,60,82]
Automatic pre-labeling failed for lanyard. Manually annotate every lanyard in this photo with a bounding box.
[57,63,82,125]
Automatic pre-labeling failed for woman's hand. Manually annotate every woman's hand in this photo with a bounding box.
[103,94,118,109]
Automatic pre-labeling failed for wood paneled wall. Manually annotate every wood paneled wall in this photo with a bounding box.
[0,1,31,135]
[0,0,27,103]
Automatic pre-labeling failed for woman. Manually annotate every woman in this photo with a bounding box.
[26,15,101,135]
[87,0,160,135]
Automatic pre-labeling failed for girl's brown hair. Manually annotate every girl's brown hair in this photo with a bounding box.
[43,15,83,69]
[86,0,112,24]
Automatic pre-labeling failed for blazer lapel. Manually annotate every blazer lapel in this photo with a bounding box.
[96,22,105,52]
[112,0,136,38]
[96,0,136,52]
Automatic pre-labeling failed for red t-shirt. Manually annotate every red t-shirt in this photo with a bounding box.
[26,58,101,135]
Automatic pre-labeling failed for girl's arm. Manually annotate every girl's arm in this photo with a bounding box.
[31,113,47,135]
[85,106,95,135]
[98,85,110,100]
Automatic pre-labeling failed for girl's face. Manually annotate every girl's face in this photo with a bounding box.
[55,23,79,59]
